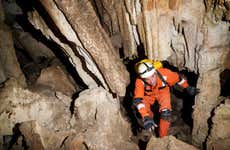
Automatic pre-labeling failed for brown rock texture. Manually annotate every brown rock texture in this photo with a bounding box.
[0,78,72,135]
[147,136,199,150]
[0,0,229,149]
[0,1,25,85]
[36,65,76,96]
[72,87,138,149]
[54,0,130,96]
[206,98,230,150]
[19,121,74,150]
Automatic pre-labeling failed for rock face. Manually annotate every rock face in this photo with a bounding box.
[13,30,56,65]
[0,79,137,149]
[26,0,130,97]
[207,98,230,150]
[0,78,72,136]
[147,136,199,150]
[72,87,138,150]
[19,121,74,150]
[0,1,25,86]
[54,0,130,97]
[0,0,230,149]
[36,65,76,96]
[191,4,230,147]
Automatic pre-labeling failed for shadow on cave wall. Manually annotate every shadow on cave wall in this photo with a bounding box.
[220,69,230,97]
[14,0,88,89]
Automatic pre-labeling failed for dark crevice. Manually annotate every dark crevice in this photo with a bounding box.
[220,69,230,97]
[181,27,190,60]
[59,136,69,148]
[4,123,28,150]
[83,142,89,150]
[172,17,177,31]
[138,140,148,150]
[119,47,125,58]
[14,47,41,85]
[94,108,98,120]
[213,0,218,10]
[70,91,81,115]
[136,43,147,60]
[170,41,180,67]
[16,0,88,90]
[203,0,208,12]
[204,98,226,149]
[163,61,199,128]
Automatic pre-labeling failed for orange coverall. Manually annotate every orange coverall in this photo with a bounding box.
[134,68,189,137]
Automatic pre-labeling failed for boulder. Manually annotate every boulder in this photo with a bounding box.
[147,136,199,150]
[19,121,74,150]
[73,87,138,150]
[207,98,230,150]
[0,78,72,136]
[36,65,76,96]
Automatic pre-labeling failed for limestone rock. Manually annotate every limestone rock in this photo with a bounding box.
[207,98,230,150]
[28,5,102,90]
[19,121,74,150]
[147,136,199,150]
[54,0,130,96]
[0,78,72,136]
[62,135,87,150]
[36,65,76,96]
[192,10,230,146]
[0,1,25,86]
[27,0,130,96]
[0,79,138,149]
[73,87,138,150]
[13,30,56,65]
[192,69,222,146]
[0,62,6,84]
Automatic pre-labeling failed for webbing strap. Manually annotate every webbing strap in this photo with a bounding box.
[156,70,168,88]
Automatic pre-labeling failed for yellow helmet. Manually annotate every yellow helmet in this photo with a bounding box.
[135,59,163,74]
[153,60,163,69]
[136,61,156,78]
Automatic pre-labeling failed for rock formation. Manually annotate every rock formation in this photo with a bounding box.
[93,0,230,147]
[0,0,229,149]
[147,136,199,150]
[0,1,25,86]
[207,98,230,150]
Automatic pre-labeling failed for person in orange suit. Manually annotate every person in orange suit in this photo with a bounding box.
[133,60,199,137]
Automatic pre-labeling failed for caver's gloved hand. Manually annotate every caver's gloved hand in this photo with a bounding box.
[143,116,158,130]
[185,86,200,96]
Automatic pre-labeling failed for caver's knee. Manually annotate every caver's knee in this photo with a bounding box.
[160,109,172,122]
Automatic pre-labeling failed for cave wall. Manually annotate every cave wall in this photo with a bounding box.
[93,0,229,70]
[0,0,229,148]
[93,0,230,147]
[26,0,130,97]
[206,98,230,150]
[0,1,26,86]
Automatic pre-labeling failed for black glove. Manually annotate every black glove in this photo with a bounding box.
[143,116,158,130]
[185,86,200,96]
